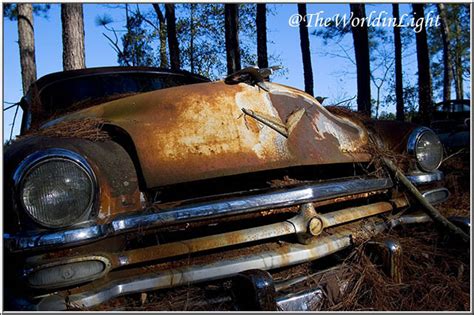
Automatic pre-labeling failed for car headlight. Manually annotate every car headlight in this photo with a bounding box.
[407,127,443,172]
[14,149,96,228]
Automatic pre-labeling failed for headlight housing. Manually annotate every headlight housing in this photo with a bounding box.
[407,127,443,172]
[14,149,96,228]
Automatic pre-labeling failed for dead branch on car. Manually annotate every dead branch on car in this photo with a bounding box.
[382,157,469,243]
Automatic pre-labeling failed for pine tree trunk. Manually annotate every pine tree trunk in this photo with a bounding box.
[256,4,268,69]
[393,4,404,121]
[61,3,85,71]
[453,21,464,99]
[350,4,371,116]
[225,4,241,74]
[190,4,195,73]
[124,4,134,66]
[152,4,168,69]
[453,63,463,99]
[17,3,37,93]
[437,3,453,103]
[413,4,433,124]
[297,4,314,96]
[165,3,180,70]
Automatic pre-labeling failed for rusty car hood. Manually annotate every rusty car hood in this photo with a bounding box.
[47,81,371,188]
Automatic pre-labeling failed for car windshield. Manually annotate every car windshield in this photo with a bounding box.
[36,71,207,117]
[435,102,470,113]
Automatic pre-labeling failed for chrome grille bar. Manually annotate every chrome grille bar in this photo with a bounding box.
[112,178,393,232]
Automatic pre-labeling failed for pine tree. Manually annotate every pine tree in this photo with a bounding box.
[61,3,86,70]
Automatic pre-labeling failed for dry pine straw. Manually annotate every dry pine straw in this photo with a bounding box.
[438,153,470,218]
[18,118,110,142]
[322,227,470,311]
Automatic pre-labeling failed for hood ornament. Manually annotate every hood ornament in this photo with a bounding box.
[225,66,283,91]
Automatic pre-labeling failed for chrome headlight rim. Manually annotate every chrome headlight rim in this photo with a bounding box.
[13,148,97,229]
[407,127,443,172]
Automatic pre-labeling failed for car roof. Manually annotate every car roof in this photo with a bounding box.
[434,99,470,106]
[28,66,211,94]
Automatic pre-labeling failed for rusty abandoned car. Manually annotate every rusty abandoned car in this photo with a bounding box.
[3,66,469,310]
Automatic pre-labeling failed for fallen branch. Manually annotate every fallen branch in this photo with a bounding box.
[327,95,357,107]
[241,108,288,138]
[442,148,465,164]
[382,157,469,244]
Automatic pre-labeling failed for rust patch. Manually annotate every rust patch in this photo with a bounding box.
[268,83,368,154]
[320,202,394,228]
[312,191,384,208]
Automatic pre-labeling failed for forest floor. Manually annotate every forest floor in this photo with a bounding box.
[95,152,471,312]
[319,151,471,311]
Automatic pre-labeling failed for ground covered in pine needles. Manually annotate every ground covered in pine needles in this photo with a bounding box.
[326,153,471,311]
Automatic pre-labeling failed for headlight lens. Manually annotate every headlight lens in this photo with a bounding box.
[16,150,95,228]
[408,128,443,172]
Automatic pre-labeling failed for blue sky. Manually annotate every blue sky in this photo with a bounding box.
[2,3,466,140]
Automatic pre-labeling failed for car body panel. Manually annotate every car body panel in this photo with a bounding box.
[42,81,370,188]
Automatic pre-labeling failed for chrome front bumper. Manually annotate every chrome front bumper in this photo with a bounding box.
[32,212,442,311]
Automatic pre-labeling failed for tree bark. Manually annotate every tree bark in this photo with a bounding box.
[225,4,241,74]
[152,4,168,69]
[190,4,196,73]
[393,4,404,121]
[453,63,463,99]
[61,3,85,71]
[256,4,268,69]
[17,3,37,93]
[437,3,453,103]
[350,4,371,116]
[413,4,433,124]
[297,4,314,96]
[165,3,180,70]
[453,21,463,99]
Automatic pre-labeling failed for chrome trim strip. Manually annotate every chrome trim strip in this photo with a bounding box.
[276,288,324,311]
[407,170,444,185]
[421,187,450,205]
[111,178,393,233]
[6,177,393,251]
[13,225,105,251]
[389,212,431,226]
[37,234,353,310]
